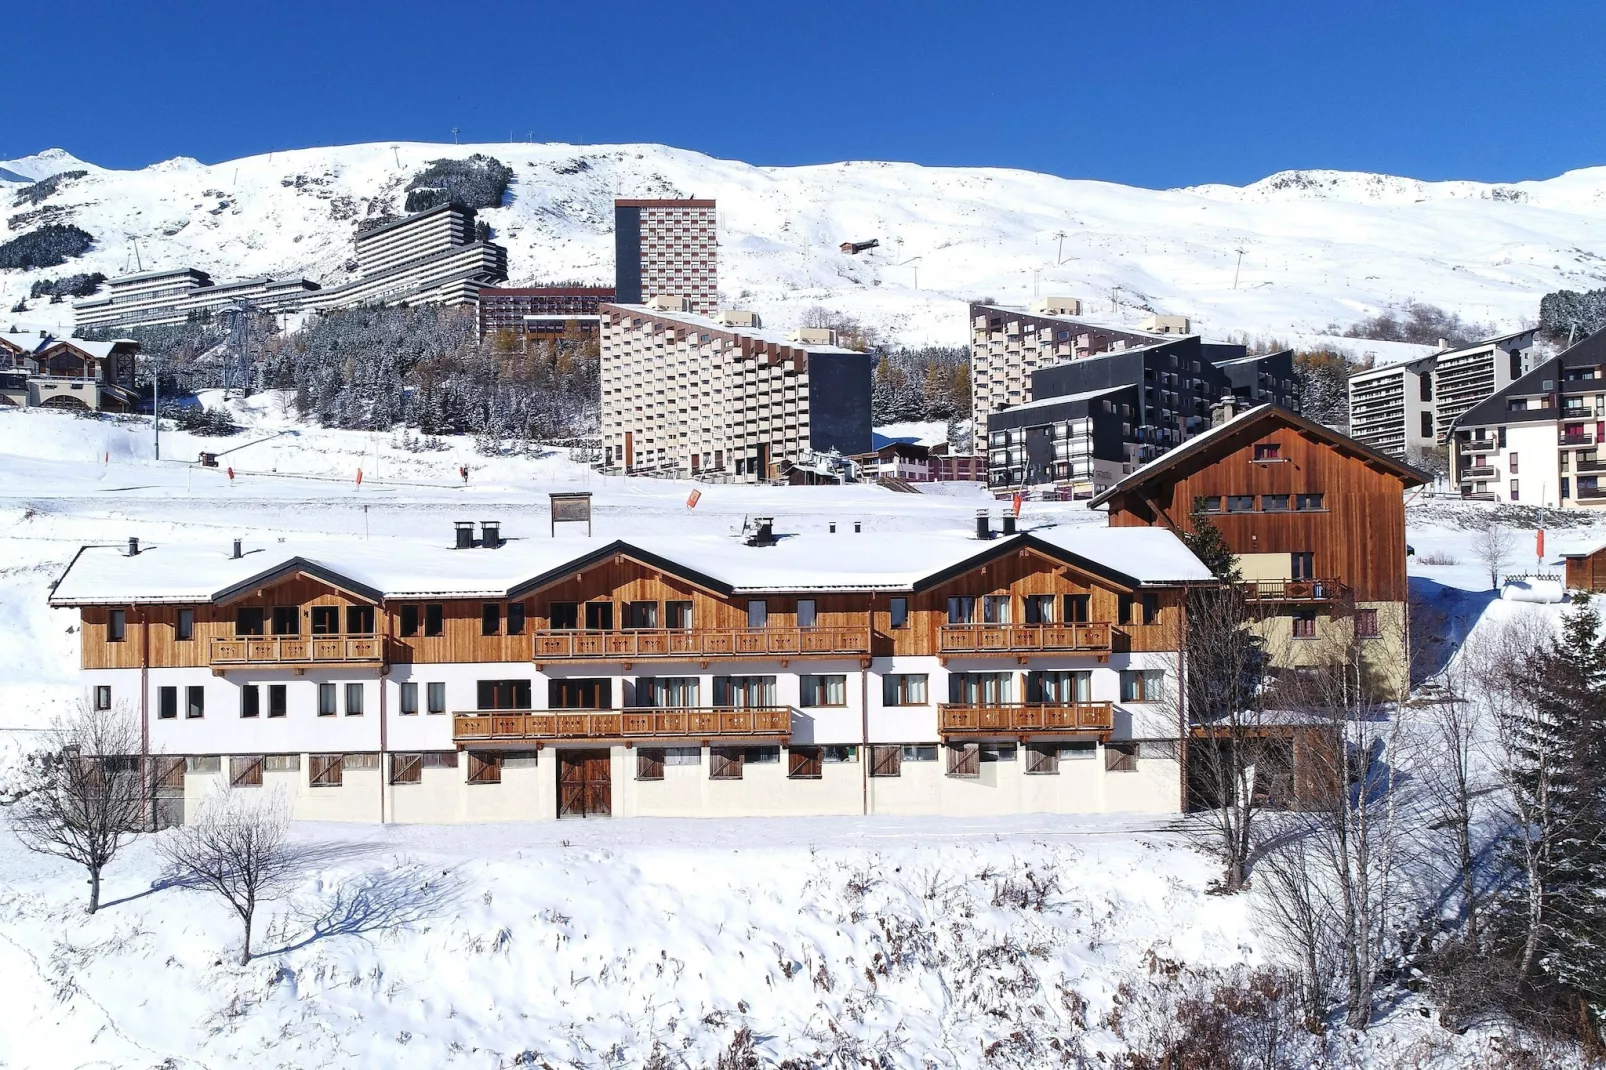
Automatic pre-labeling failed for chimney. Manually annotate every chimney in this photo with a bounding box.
[231,538,242,560]
[829,522,837,534]
[1438,337,1450,350]
[480,520,501,549]
[1211,394,1238,427]
[975,509,992,540]
[853,521,861,533]
[454,521,475,549]
[126,537,139,557]
[1001,514,1017,535]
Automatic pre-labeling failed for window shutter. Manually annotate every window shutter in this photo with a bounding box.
[1105,743,1138,772]
[710,748,743,780]
[788,746,822,779]
[1025,744,1058,775]
[467,752,502,784]
[390,753,422,785]
[637,748,665,781]
[229,755,264,787]
[310,754,344,786]
[946,742,980,778]
[870,745,902,777]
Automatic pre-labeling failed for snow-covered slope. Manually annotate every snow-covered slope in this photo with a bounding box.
[3,141,1603,346]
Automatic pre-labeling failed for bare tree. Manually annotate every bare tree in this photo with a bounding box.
[1471,516,1517,590]
[11,699,146,913]
[160,782,295,964]
[1254,826,1342,1031]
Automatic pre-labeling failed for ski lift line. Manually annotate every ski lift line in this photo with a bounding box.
[203,428,299,459]
[185,466,459,490]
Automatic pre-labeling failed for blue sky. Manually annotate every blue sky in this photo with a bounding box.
[3,0,1600,187]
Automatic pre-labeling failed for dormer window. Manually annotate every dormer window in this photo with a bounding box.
[1253,443,1282,461]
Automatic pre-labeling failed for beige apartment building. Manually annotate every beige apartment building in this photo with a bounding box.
[614,199,718,315]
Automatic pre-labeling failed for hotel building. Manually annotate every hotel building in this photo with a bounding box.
[614,199,718,315]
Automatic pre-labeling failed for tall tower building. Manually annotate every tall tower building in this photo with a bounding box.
[614,199,717,315]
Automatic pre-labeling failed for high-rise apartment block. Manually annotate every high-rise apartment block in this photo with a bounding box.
[614,199,718,315]
[600,300,870,480]
[73,268,322,331]
[477,286,617,339]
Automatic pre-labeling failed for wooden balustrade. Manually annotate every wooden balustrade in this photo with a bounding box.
[938,701,1114,734]
[530,628,871,660]
[937,622,1112,654]
[452,706,793,743]
[1239,579,1346,603]
[209,635,384,666]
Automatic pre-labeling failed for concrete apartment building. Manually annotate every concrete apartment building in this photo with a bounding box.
[1346,330,1539,458]
[73,268,322,331]
[0,330,141,412]
[600,300,871,480]
[49,522,1210,824]
[477,286,616,340]
[614,199,718,315]
[1448,326,1606,508]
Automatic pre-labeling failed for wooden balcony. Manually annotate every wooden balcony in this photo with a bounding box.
[530,627,871,661]
[452,706,792,744]
[209,635,384,667]
[1240,579,1346,603]
[938,701,1114,735]
[937,623,1113,655]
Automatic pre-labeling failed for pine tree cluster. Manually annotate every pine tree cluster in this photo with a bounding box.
[403,155,513,213]
[11,170,88,207]
[29,272,106,301]
[1292,349,1350,430]
[871,347,970,423]
[0,224,94,270]
[1539,288,1606,344]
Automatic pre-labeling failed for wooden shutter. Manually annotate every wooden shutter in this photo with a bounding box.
[787,746,822,779]
[152,756,186,795]
[636,748,665,781]
[869,745,902,778]
[309,754,344,787]
[1105,743,1137,772]
[467,752,502,784]
[390,753,422,785]
[709,748,743,780]
[1024,744,1058,775]
[946,742,979,778]
[229,755,264,787]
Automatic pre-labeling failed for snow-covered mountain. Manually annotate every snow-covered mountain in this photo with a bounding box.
[3,140,1605,347]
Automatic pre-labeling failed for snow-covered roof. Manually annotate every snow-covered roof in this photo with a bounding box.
[993,385,1131,416]
[0,331,52,355]
[606,304,866,355]
[49,526,1213,606]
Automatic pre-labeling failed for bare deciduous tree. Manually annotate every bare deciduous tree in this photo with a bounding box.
[11,699,146,913]
[160,783,295,964]
[1471,517,1517,590]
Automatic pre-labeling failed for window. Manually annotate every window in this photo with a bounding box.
[1509,479,1519,502]
[344,606,373,634]
[230,755,264,787]
[547,678,607,709]
[636,748,665,781]
[1120,593,1157,626]
[1291,552,1315,581]
[870,745,902,777]
[1025,744,1058,775]
[949,672,1013,704]
[710,747,744,780]
[796,599,817,628]
[1120,670,1164,702]
[1294,493,1325,511]
[1355,608,1380,639]
[1028,670,1092,703]
[318,682,337,716]
[310,754,344,787]
[638,676,699,707]
[185,755,221,775]
[264,754,299,772]
[800,675,847,707]
[1261,494,1289,512]
[1023,594,1055,624]
[93,685,112,711]
[427,682,446,715]
[882,674,928,706]
[481,603,501,636]
[399,682,418,715]
[272,606,299,635]
[1062,594,1091,623]
[714,676,777,707]
[947,596,976,624]
[788,746,823,779]
[425,604,444,637]
[268,684,286,718]
[507,602,526,636]
[665,746,701,766]
[400,605,420,637]
[946,742,980,778]
[186,686,205,719]
[1197,496,1222,513]
[390,753,422,785]
[235,607,264,637]
[550,601,579,629]
[240,685,260,718]
[665,601,693,629]
[889,597,908,629]
[345,683,364,715]
[467,752,501,785]
[1058,741,1096,761]
[584,602,613,630]
[745,746,780,765]
[1421,412,1433,438]
[176,609,195,641]
[1293,611,1317,640]
[902,744,938,762]
[982,595,1012,624]
[481,679,534,709]
[980,743,1017,763]
[625,601,658,629]
[746,600,768,629]
[1253,442,1281,461]
[158,686,177,719]
[1509,452,1519,474]
[1105,742,1138,772]
[1226,495,1256,513]
[823,745,857,763]
[310,606,338,635]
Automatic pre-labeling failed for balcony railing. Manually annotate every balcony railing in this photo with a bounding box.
[1462,439,1496,452]
[938,702,1114,735]
[452,706,791,743]
[937,623,1113,654]
[1460,465,1497,479]
[530,627,870,660]
[1240,579,1347,603]
[210,635,384,665]
[1560,433,1595,447]
[1576,458,1606,472]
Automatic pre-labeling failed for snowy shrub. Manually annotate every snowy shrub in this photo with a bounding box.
[1342,302,1491,348]
[11,170,88,207]
[173,405,240,437]
[29,272,105,299]
[403,154,513,213]
[0,224,94,270]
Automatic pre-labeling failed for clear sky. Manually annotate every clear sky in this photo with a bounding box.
[4,0,1600,188]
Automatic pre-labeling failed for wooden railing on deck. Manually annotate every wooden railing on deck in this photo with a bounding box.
[1239,579,1347,603]
[530,628,870,660]
[938,701,1114,734]
[453,706,792,743]
[210,635,384,665]
[937,623,1112,654]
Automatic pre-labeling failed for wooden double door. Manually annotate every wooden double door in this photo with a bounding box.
[558,749,611,818]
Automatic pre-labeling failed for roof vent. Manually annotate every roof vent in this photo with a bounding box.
[1001,514,1017,536]
[126,537,139,557]
[480,521,501,549]
[742,516,777,547]
[975,509,993,540]
[454,521,475,549]
[232,538,242,560]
